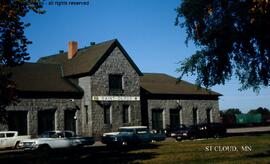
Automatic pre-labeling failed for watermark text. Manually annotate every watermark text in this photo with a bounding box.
[204,145,252,152]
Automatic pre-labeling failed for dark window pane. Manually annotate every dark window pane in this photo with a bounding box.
[64,131,73,138]
[193,108,197,125]
[85,105,88,123]
[64,110,76,133]
[152,109,163,130]
[38,110,55,135]
[6,133,15,137]
[8,111,28,135]
[123,105,129,123]
[104,105,111,124]
[109,74,123,94]
[170,109,180,128]
[207,108,212,124]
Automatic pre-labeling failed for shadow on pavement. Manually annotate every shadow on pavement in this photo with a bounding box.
[0,144,159,164]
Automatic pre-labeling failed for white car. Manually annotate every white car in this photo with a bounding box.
[0,131,30,149]
[19,130,92,151]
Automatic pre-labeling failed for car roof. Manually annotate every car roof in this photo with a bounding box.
[119,126,148,129]
[0,131,17,134]
[44,130,74,133]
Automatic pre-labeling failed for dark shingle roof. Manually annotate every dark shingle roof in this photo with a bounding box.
[8,63,82,94]
[20,39,221,97]
[140,73,221,96]
[38,39,142,77]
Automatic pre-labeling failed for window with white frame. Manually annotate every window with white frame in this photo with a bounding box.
[207,108,213,123]
[104,105,112,124]
[122,105,130,123]
[193,108,198,125]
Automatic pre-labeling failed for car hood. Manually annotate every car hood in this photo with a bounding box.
[21,138,56,143]
[103,132,120,136]
[20,138,39,143]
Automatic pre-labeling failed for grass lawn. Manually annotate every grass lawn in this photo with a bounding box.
[128,135,270,164]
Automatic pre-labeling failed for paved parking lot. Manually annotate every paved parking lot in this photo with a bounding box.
[227,126,270,133]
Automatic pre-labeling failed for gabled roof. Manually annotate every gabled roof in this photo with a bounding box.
[38,39,142,77]
[140,73,222,96]
[7,63,83,94]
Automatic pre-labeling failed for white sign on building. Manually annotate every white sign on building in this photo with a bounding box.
[92,96,140,101]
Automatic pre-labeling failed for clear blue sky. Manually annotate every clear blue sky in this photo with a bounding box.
[24,0,270,113]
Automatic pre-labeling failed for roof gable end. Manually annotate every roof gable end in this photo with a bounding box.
[38,39,142,77]
[88,39,143,76]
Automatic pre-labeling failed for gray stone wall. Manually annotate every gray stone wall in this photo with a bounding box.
[1,98,81,137]
[147,99,220,129]
[78,76,92,136]
[89,47,141,136]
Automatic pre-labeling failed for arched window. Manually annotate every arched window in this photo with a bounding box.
[104,105,112,124]
[193,108,198,125]
[122,105,131,123]
[206,108,213,123]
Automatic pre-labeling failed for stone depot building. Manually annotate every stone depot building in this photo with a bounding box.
[1,39,221,137]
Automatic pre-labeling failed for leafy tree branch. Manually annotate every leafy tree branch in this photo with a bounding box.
[176,0,270,91]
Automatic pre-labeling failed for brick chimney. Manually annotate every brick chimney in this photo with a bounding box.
[68,41,78,59]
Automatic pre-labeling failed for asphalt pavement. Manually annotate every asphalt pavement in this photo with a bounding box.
[227,126,270,133]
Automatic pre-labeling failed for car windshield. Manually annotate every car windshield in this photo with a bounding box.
[6,133,15,137]
[0,134,5,138]
[40,131,64,138]
[119,129,134,133]
[171,125,187,131]
[136,129,149,134]
[177,126,187,130]
[188,125,199,130]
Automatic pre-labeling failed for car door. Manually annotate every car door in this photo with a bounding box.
[49,132,71,148]
[0,133,7,148]
[52,138,71,148]
[135,128,151,143]
[5,132,16,148]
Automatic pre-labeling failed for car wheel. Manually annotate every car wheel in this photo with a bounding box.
[15,141,20,149]
[38,144,51,152]
[176,136,182,141]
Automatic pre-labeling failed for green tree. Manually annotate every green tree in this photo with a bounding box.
[0,0,44,120]
[224,108,242,115]
[175,0,270,91]
[248,107,270,115]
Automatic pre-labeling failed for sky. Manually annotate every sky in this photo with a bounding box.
[23,0,270,113]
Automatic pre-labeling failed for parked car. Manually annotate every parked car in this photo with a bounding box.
[172,125,199,141]
[150,129,166,141]
[39,131,95,146]
[169,124,189,137]
[18,130,94,151]
[173,123,227,141]
[101,126,154,146]
[197,123,227,138]
[0,131,30,149]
